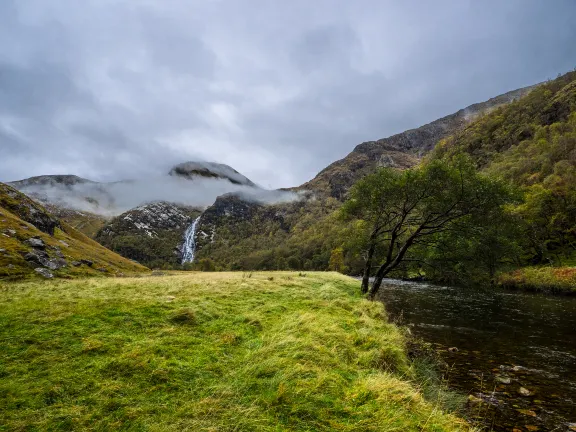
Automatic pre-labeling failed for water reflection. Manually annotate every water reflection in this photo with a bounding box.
[376,279,576,431]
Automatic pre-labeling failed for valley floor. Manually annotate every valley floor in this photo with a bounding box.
[0,272,470,431]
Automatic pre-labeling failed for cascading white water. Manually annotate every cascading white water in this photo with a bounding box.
[181,216,201,264]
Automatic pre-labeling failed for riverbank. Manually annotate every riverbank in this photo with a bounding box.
[0,272,470,431]
[498,266,576,294]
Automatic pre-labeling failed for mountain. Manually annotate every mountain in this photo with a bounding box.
[169,161,257,186]
[6,161,262,267]
[433,70,576,268]
[8,161,259,235]
[300,85,536,199]
[94,202,201,268]
[191,82,539,270]
[0,182,149,279]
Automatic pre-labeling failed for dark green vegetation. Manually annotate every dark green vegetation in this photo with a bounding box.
[342,157,515,297]
[0,272,471,431]
[433,70,576,290]
[0,183,149,279]
[95,202,201,269]
[194,71,576,293]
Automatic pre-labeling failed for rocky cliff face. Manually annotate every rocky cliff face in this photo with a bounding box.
[95,202,201,268]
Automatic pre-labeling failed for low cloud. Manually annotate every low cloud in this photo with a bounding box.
[15,176,300,216]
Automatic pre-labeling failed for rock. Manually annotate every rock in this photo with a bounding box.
[7,264,15,269]
[51,247,64,258]
[4,229,16,236]
[448,347,459,352]
[34,268,54,278]
[0,248,5,253]
[59,240,70,247]
[80,259,93,267]
[467,393,500,406]
[495,375,511,384]
[24,237,46,249]
[24,250,49,265]
[71,261,82,267]
[44,258,67,270]
[97,267,107,272]
[23,250,65,270]
[519,387,533,396]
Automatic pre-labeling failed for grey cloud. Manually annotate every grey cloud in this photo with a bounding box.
[0,0,575,189]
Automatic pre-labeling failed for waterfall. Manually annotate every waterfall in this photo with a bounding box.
[181,216,201,264]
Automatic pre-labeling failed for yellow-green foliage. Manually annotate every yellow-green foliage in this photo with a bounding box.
[499,266,576,293]
[0,203,149,279]
[0,272,471,431]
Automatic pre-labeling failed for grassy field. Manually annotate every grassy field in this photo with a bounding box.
[0,272,470,431]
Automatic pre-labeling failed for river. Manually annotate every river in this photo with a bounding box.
[375,279,576,432]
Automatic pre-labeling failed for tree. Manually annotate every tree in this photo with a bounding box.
[197,258,216,272]
[328,247,345,272]
[342,156,514,299]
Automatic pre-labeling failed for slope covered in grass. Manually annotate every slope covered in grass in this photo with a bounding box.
[0,272,470,431]
[0,182,149,279]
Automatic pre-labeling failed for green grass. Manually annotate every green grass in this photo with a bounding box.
[0,272,470,431]
[498,266,576,294]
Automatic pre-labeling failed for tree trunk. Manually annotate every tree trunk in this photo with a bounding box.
[361,242,376,294]
[368,265,389,300]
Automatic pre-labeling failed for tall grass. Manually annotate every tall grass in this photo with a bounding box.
[0,272,471,431]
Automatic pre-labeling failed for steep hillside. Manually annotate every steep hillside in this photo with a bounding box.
[434,70,576,267]
[300,85,535,199]
[0,183,149,279]
[95,202,201,268]
[194,84,538,270]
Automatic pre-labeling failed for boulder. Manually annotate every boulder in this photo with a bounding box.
[80,259,94,267]
[519,387,533,396]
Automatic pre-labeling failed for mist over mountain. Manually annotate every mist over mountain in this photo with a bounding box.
[8,161,298,216]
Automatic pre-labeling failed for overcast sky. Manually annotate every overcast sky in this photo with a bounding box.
[1,0,575,188]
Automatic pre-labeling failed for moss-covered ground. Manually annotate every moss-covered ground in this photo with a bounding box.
[0,272,471,431]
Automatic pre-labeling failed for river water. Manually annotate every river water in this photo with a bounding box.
[376,279,576,431]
